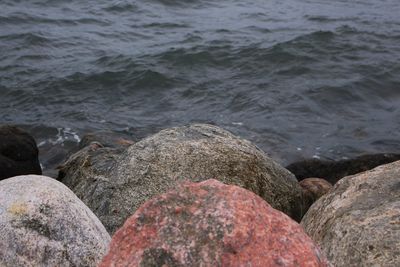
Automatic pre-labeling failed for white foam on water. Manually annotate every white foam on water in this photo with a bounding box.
[38,128,81,147]
[37,141,47,147]
[64,127,81,143]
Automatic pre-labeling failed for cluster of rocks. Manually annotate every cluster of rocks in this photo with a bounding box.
[0,123,399,266]
[57,124,305,233]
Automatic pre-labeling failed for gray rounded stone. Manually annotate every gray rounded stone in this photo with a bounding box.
[59,124,303,233]
[301,160,400,267]
[0,175,111,267]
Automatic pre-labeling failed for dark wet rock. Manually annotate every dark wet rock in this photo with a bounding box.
[100,179,329,267]
[59,124,304,233]
[0,125,42,180]
[0,175,110,267]
[79,130,134,149]
[38,130,134,178]
[40,144,77,178]
[286,153,400,184]
[299,178,332,213]
[301,160,400,267]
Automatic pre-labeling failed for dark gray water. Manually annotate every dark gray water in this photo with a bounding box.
[1,0,400,170]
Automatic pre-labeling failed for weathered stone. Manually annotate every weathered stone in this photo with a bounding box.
[0,175,110,267]
[59,124,303,233]
[40,142,78,178]
[100,179,329,267]
[79,130,135,149]
[301,161,400,267]
[0,125,42,180]
[286,153,400,184]
[300,178,332,213]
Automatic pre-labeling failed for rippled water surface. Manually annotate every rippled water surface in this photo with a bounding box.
[1,0,400,167]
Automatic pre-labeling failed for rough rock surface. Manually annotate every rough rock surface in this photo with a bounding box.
[59,124,303,233]
[299,178,332,213]
[0,175,111,267]
[286,153,400,184]
[79,130,135,149]
[0,125,42,180]
[40,130,135,178]
[301,161,400,267]
[100,179,329,267]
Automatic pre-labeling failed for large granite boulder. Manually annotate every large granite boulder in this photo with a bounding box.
[59,124,304,233]
[100,179,329,267]
[0,125,42,180]
[286,153,400,184]
[301,160,400,267]
[0,175,110,267]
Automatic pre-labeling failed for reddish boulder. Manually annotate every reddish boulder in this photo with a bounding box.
[300,178,332,212]
[100,179,329,267]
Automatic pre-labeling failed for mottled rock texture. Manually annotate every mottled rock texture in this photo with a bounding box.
[286,153,400,184]
[100,179,329,267]
[0,175,110,267]
[300,178,332,212]
[59,124,304,233]
[0,125,41,180]
[301,161,400,267]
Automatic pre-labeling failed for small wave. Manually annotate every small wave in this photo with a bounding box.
[142,22,189,29]
[17,54,52,61]
[74,18,110,26]
[0,13,108,27]
[102,2,139,13]
[149,0,215,8]
[157,46,233,67]
[233,42,315,71]
[336,25,400,40]
[0,32,50,46]
[242,26,271,34]
[94,54,141,70]
[305,15,358,23]
[307,85,365,108]
[49,67,179,94]
[132,69,177,89]
[274,66,311,76]
[38,127,81,147]
[294,30,336,42]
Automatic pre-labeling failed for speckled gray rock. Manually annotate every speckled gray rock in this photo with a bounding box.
[59,124,303,234]
[301,161,400,267]
[0,175,111,267]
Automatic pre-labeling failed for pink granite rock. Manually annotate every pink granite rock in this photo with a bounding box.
[100,179,329,267]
